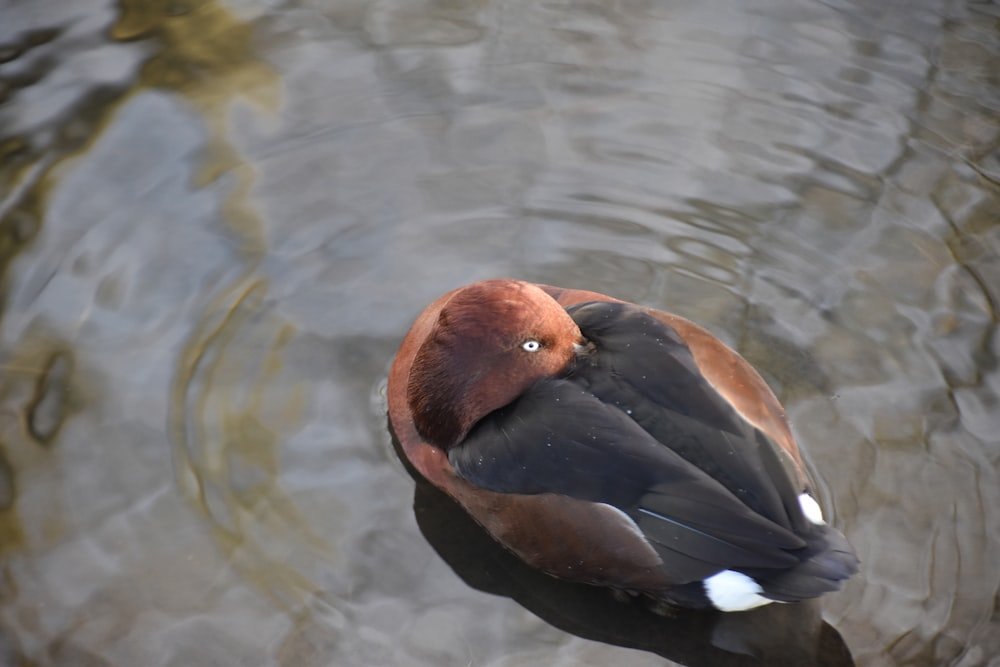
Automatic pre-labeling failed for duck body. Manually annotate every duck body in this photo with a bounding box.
[387,279,858,611]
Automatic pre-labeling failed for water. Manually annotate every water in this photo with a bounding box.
[1,0,998,665]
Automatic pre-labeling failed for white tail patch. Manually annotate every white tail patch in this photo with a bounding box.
[703,570,772,611]
[798,493,826,525]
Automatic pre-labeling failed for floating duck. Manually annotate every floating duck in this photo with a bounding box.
[387,279,858,611]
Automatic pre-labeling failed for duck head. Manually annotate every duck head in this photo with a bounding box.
[407,279,585,449]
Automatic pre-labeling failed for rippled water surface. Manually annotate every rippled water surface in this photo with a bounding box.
[1,0,999,665]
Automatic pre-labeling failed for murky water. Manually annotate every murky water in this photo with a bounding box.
[1,0,998,665]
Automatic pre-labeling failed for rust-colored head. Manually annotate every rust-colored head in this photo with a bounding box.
[406,279,584,448]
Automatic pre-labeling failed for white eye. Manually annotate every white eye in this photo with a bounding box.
[521,340,542,352]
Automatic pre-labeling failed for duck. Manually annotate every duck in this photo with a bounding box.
[387,279,859,612]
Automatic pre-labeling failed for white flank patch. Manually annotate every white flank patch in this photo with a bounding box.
[703,570,772,612]
[592,503,665,568]
[595,502,647,541]
[798,493,826,525]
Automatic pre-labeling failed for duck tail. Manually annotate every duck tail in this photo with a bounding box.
[752,524,859,602]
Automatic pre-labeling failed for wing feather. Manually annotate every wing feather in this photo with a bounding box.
[449,381,803,579]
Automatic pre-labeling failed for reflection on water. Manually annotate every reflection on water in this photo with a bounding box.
[1,0,999,665]
[170,279,338,610]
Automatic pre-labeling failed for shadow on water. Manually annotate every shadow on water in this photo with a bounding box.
[391,420,855,667]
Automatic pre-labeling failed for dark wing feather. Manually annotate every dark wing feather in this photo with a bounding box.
[566,301,802,530]
[449,380,804,580]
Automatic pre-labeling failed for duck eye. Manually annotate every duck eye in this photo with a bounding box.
[521,340,542,352]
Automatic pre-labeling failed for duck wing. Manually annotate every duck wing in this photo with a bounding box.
[565,300,808,533]
[449,378,805,578]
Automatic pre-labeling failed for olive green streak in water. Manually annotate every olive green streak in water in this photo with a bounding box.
[113,0,278,255]
[0,445,20,553]
[0,28,64,284]
[1,31,120,549]
[168,279,341,612]
[24,352,75,446]
[115,0,336,613]
[0,327,87,553]
[0,0,286,588]
[1,0,278,289]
